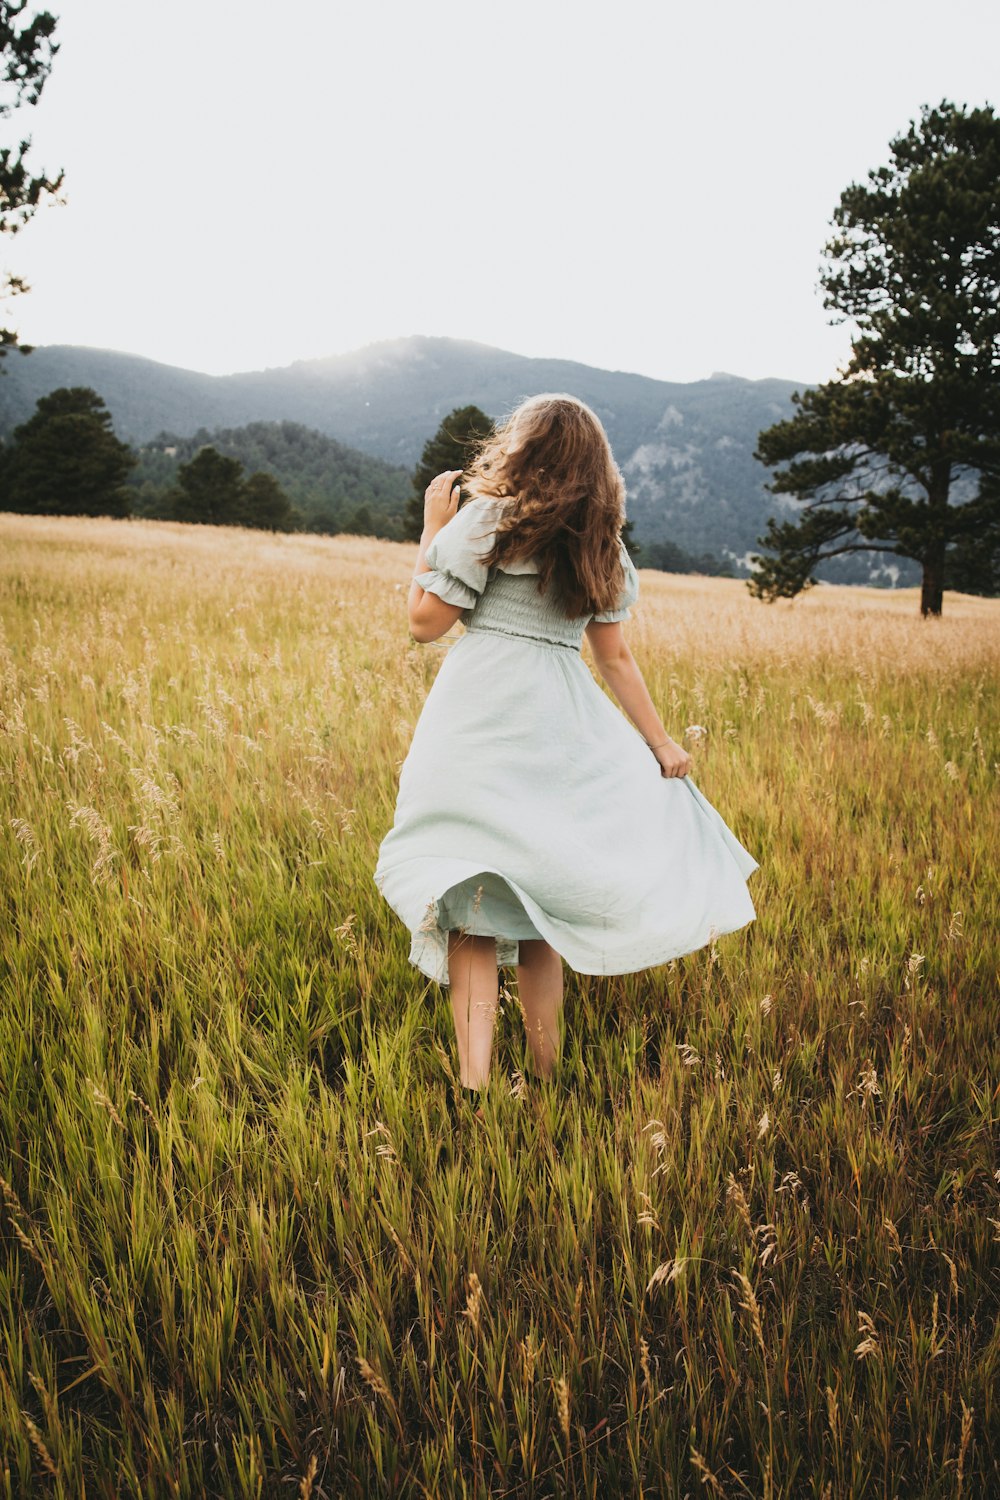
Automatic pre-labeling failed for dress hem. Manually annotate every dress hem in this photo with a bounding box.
[376,841,759,988]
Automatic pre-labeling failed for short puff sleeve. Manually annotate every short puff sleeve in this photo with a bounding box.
[590,540,640,622]
[413,498,497,609]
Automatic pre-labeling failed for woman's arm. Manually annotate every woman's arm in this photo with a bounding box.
[584,620,692,777]
[408,470,467,643]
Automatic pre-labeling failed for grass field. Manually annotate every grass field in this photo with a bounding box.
[1,512,998,1498]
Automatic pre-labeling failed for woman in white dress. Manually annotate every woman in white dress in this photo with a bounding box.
[374,394,759,1107]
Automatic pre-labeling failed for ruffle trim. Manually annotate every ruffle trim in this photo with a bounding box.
[412,567,479,610]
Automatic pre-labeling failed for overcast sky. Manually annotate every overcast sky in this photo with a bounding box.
[6,0,999,384]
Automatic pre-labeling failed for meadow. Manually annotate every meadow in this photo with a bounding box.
[0,511,997,1499]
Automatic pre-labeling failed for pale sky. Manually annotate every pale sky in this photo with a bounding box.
[6,0,999,384]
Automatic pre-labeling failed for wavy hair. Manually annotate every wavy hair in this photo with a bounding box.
[462,393,626,618]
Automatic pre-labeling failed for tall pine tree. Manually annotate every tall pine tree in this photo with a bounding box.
[168,446,296,530]
[751,101,1000,616]
[170,448,245,526]
[0,386,134,515]
[403,405,495,540]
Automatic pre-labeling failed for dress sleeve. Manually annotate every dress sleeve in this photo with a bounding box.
[412,498,496,609]
[590,540,640,622]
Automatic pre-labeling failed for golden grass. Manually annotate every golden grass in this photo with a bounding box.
[0,511,998,1498]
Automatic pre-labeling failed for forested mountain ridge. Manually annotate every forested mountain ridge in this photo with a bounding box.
[131,421,412,536]
[0,336,922,584]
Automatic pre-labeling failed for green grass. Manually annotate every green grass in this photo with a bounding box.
[0,513,997,1497]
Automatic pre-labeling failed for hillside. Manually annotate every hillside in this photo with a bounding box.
[130,421,413,537]
[0,337,921,585]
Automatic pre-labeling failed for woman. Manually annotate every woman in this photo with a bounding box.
[374,393,759,1105]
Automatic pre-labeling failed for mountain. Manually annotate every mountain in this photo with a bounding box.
[0,336,919,585]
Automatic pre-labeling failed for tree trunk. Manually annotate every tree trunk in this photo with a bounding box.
[920,542,945,617]
[921,463,950,617]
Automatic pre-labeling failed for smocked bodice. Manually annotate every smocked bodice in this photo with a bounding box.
[412,494,640,647]
[462,568,590,650]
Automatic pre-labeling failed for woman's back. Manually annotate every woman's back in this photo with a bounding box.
[416,496,640,651]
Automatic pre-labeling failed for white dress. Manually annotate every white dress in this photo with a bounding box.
[374,497,760,986]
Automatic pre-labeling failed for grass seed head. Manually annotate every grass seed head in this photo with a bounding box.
[646,1257,686,1294]
[555,1373,570,1444]
[726,1174,753,1234]
[519,1331,542,1384]
[299,1454,319,1500]
[732,1269,765,1353]
[689,1446,725,1497]
[882,1216,903,1258]
[9,816,39,871]
[356,1356,390,1401]
[463,1271,484,1337]
[956,1396,974,1499]
[854,1309,880,1360]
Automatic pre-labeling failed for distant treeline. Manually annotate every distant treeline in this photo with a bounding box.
[0,389,738,575]
[638,540,734,576]
[130,420,413,539]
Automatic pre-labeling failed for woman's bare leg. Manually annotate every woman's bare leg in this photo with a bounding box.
[448,931,499,1090]
[516,938,564,1078]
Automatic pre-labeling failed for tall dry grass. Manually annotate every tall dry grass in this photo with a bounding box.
[0,512,998,1498]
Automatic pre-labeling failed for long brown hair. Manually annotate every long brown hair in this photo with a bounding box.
[462,393,626,618]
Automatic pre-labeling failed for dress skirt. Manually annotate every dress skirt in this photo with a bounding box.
[374,627,760,987]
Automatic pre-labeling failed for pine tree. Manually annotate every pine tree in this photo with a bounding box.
[343,504,374,536]
[403,405,495,541]
[170,448,245,526]
[168,447,297,530]
[0,386,134,515]
[238,470,295,531]
[621,516,641,559]
[751,101,1000,616]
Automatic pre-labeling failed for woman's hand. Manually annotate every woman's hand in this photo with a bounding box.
[423,470,462,536]
[652,738,693,778]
